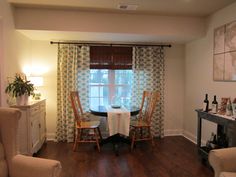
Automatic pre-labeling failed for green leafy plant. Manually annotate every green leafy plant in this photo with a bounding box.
[5,73,35,97]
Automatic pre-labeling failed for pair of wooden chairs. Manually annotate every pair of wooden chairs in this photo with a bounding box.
[70,90,160,152]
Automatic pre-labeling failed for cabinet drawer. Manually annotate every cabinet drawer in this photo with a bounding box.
[30,105,40,116]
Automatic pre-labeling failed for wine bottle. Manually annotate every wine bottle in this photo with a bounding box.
[226,98,232,116]
[212,95,218,114]
[203,94,209,112]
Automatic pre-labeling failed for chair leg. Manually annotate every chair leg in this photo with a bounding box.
[97,127,103,140]
[73,126,76,143]
[73,129,81,151]
[148,127,154,146]
[80,129,83,140]
[131,128,136,151]
[94,128,101,152]
[140,127,143,139]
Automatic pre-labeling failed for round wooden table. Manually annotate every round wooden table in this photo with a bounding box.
[90,105,140,155]
[90,105,140,117]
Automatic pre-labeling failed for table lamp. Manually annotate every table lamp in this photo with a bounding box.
[29,76,44,100]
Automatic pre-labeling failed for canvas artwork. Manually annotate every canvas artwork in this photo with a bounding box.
[225,21,236,52]
[213,20,236,81]
[213,54,224,80]
[214,26,225,54]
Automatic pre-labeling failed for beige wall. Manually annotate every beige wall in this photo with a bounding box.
[0,18,3,106]
[184,2,236,143]
[0,0,31,106]
[164,44,185,135]
[14,7,206,43]
[31,41,57,139]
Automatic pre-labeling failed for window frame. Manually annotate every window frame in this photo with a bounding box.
[89,69,132,108]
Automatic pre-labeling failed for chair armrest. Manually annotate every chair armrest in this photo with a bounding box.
[209,148,236,177]
[10,155,61,177]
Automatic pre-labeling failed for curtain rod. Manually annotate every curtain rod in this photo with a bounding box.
[50,41,171,48]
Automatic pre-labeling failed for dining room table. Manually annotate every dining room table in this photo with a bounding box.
[90,105,140,155]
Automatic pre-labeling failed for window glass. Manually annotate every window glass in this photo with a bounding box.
[90,69,108,84]
[90,86,99,97]
[89,69,132,108]
[115,70,133,85]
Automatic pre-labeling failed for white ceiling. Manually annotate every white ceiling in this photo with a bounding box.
[10,0,236,43]
[9,0,236,17]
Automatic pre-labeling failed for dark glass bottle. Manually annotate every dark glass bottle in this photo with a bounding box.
[203,94,209,112]
[212,95,218,114]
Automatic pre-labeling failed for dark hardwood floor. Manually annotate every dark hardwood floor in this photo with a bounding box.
[36,136,213,177]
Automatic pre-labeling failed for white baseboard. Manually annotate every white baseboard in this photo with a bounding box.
[164,129,183,136]
[164,129,207,146]
[46,133,56,142]
[182,130,197,144]
[164,129,197,144]
[46,130,206,145]
[182,130,207,145]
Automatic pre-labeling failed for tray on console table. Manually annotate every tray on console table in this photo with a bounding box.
[195,109,236,160]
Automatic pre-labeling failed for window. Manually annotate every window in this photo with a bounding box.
[89,69,133,108]
[89,46,133,108]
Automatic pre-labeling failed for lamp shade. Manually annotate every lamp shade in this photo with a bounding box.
[29,76,44,87]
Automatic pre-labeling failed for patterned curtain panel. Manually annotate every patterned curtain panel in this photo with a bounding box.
[56,44,90,142]
[132,46,165,137]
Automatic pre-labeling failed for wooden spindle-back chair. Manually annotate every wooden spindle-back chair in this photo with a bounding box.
[70,91,102,152]
[130,91,160,150]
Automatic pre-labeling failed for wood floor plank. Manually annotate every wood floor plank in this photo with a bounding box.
[36,136,213,177]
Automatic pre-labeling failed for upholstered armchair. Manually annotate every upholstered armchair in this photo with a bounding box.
[209,148,236,177]
[0,108,61,177]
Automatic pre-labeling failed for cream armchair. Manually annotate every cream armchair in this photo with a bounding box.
[0,108,61,177]
[209,148,236,177]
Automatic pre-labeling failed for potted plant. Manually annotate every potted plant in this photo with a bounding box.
[5,73,35,105]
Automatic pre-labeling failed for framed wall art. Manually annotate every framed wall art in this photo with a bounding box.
[213,20,236,81]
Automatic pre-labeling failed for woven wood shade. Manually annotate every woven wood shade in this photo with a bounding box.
[90,46,132,69]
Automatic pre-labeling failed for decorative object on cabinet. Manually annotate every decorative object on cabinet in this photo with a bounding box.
[232,98,236,118]
[226,98,233,116]
[11,99,46,155]
[219,97,230,114]
[213,20,236,81]
[5,73,35,105]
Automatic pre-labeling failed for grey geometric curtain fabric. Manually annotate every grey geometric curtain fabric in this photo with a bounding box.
[131,46,165,137]
[76,46,90,112]
[56,44,90,142]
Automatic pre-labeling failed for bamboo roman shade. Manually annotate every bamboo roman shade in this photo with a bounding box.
[90,46,132,69]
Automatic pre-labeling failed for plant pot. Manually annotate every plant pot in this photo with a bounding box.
[24,94,29,105]
[16,94,29,105]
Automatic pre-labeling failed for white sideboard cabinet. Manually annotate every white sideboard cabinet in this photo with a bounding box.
[11,99,46,155]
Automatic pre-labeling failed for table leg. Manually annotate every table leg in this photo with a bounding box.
[197,116,202,148]
[100,133,131,155]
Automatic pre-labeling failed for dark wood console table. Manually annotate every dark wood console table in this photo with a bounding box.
[195,109,236,161]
